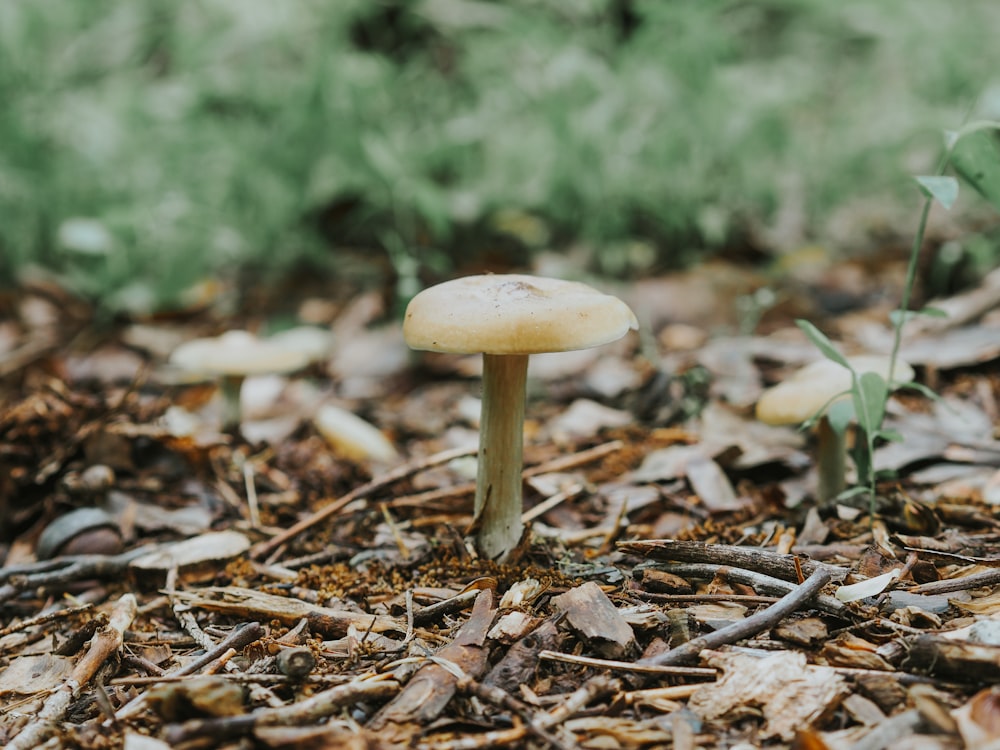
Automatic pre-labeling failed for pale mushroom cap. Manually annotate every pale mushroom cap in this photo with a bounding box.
[267,326,334,364]
[170,330,309,377]
[403,274,639,355]
[756,355,915,425]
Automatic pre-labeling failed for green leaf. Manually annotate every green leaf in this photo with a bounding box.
[826,399,855,436]
[876,428,904,443]
[852,371,889,437]
[888,306,949,327]
[951,130,1000,212]
[796,320,850,368]
[836,485,870,501]
[915,176,959,210]
[898,381,944,402]
[953,120,1000,141]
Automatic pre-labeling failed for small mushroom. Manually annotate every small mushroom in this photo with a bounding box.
[756,355,914,502]
[266,326,335,365]
[170,331,309,432]
[403,274,638,561]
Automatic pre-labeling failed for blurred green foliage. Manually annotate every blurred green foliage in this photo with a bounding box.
[1,0,998,312]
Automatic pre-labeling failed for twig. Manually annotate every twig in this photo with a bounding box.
[618,539,846,583]
[538,651,716,678]
[651,562,848,617]
[536,675,621,729]
[249,446,476,560]
[427,655,580,750]
[113,621,264,721]
[0,546,158,604]
[640,568,832,666]
[8,594,136,750]
[523,440,624,478]
[111,673,336,687]
[416,674,621,750]
[907,567,1000,595]
[163,678,400,745]
[0,603,93,639]
[252,441,624,560]
[389,440,623,510]
[174,607,283,707]
[632,591,781,605]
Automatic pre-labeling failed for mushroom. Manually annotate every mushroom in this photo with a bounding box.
[170,330,309,432]
[403,274,638,561]
[755,354,914,502]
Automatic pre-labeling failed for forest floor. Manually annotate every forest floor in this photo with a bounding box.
[1,252,1000,749]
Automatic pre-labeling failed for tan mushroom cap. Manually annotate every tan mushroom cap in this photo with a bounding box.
[170,330,309,377]
[756,354,915,426]
[403,274,638,355]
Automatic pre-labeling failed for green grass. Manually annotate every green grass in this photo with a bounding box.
[1,0,998,312]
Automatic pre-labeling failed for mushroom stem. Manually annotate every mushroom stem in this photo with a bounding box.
[219,375,246,432]
[816,415,847,503]
[475,353,529,561]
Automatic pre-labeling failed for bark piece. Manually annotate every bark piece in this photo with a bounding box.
[368,589,495,735]
[774,616,829,647]
[952,687,1000,750]
[901,634,1000,683]
[484,619,561,693]
[551,581,636,660]
[689,650,848,741]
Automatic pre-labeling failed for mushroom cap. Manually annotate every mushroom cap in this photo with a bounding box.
[170,330,309,377]
[403,274,638,355]
[756,354,915,426]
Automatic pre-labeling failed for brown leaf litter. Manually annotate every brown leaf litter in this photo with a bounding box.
[1,262,1000,749]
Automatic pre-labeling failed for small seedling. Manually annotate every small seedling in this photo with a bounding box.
[795,118,1000,512]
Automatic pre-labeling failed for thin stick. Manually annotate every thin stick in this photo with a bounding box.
[389,440,624,509]
[0,603,93,639]
[251,440,625,560]
[113,621,264,721]
[539,651,717,677]
[249,446,476,560]
[9,594,136,750]
[522,484,585,524]
[163,678,400,745]
[244,460,261,530]
[640,568,832,667]
[908,568,1000,595]
[0,546,158,603]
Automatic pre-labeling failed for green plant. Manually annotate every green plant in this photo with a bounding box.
[796,118,1000,513]
[2,1,999,312]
